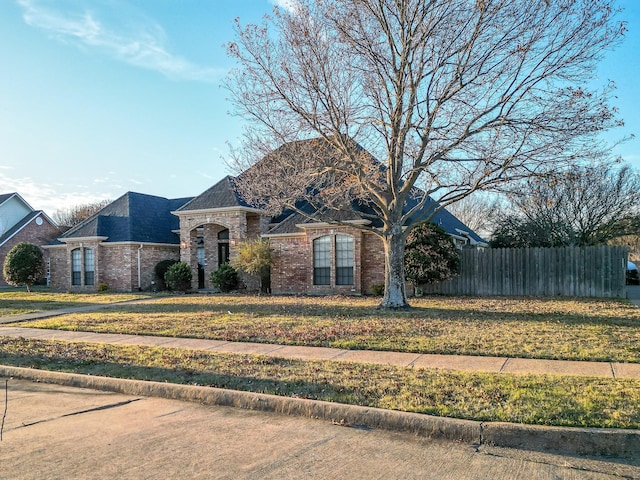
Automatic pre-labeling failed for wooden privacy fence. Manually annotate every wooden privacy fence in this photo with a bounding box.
[420,246,628,298]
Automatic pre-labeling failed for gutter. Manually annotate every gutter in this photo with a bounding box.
[137,244,143,290]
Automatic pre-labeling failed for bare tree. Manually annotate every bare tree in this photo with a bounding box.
[52,200,111,230]
[491,163,640,247]
[444,192,503,240]
[225,0,624,308]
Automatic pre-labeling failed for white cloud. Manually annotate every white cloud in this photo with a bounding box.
[269,0,301,14]
[0,171,113,216]
[17,0,223,83]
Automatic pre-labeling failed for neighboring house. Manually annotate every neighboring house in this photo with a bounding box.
[45,192,191,291]
[0,193,59,287]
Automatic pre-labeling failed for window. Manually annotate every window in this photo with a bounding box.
[313,236,331,285]
[218,229,230,266]
[71,249,82,286]
[84,248,95,286]
[335,235,354,285]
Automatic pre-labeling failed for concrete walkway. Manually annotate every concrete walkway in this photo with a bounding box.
[1,299,640,379]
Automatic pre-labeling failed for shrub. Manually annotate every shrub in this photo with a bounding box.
[211,264,239,292]
[2,242,45,292]
[164,262,192,292]
[154,259,179,290]
[371,283,385,296]
[404,222,461,285]
[97,282,109,292]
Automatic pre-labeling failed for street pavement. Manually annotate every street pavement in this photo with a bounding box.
[1,294,640,475]
[2,378,639,480]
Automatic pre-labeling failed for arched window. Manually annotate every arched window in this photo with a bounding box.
[84,248,95,286]
[71,249,82,286]
[71,248,95,286]
[335,235,354,285]
[313,236,331,285]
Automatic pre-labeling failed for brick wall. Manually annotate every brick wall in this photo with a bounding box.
[361,232,385,294]
[176,209,268,291]
[268,226,386,295]
[48,241,179,292]
[0,216,60,286]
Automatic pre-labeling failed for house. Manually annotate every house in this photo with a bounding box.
[45,192,191,291]
[0,193,59,287]
[174,139,485,295]
[46,141,485,293]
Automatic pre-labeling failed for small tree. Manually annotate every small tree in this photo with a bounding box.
[164,262,192,292]
[154,259,179,291]
[3,242,45,292]
[231,239,273,292]
[404,223,460,286]
[211,264,239,293]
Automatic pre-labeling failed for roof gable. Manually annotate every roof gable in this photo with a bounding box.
[0,211,56,247]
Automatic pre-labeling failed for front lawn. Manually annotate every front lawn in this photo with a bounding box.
[7,294,640,363]
[1,337,638,429]
[0,291,153,317]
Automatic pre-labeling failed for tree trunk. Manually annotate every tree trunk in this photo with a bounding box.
[380,230,410,309]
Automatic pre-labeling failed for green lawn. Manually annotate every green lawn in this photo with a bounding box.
[1,336,639,429]
[7,293,640,362]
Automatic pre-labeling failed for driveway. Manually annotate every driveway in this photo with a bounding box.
[1,379,637,479]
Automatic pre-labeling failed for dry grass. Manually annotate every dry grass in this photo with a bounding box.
[11,293,640,362]
[1,336,639,429]
[0,291,153,317]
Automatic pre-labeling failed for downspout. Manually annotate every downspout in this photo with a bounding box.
[137,244,143,291]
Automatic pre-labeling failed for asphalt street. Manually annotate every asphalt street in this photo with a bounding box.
[2,379,638,480]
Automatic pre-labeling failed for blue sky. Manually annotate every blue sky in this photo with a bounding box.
[0,0,638,217]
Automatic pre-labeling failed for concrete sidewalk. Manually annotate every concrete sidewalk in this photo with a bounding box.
[1,324,640,379]
[2,296,640,379]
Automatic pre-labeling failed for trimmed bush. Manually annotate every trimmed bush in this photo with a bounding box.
[210,264,239,292]
[154,259,179,290]
[2,242,45,292]
[370,283,385,296]
[164,262,192,292]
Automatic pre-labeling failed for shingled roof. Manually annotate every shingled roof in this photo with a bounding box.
[56,192,192,245]
[266,197,485,244]
[175,176,251,212]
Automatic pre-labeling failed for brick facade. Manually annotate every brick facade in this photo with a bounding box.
[0,215,60,286]
[47,241,179,292]
[175,208,268,291]
[268,225,385,295]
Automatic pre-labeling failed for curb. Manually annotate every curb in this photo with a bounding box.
[2,365,638,458]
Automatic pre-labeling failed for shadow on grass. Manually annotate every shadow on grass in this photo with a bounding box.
[37,296,640,328]
[0,352,362,406]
